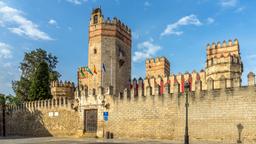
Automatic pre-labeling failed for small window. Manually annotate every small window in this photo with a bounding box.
[93,15,98,24]
[94,49,97,54]
[119,59,125,67]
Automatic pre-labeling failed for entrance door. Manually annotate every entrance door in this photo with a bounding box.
[84,109,97,132]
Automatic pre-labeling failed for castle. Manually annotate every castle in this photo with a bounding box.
[1,8,256,143]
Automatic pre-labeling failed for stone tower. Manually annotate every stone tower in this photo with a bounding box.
[80,8,131,95]
[51,80,75,99]
[146,57,170,78]
[205,39,243,88]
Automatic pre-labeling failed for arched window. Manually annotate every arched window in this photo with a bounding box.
[94,48,97,54]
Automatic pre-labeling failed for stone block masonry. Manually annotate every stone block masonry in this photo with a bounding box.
[1,98,83,137]
[105,85,256,143]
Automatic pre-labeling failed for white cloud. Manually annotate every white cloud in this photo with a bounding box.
[0,42,16,95]
[133,39,161,62]
[0,2,53,40]
[161,14,202,36]
[66,0,87,5]
[0,42,12,59]
[219,0,238,8]
[48,19,57,25]
[206,17,215,24]
[144,1,151,7]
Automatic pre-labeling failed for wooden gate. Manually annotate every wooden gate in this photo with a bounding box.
[84,109,97,132]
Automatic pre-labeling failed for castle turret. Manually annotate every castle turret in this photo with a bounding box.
[205,39,243,88]
[50,80,75,99]
[79,8,132,96]
[146,57,170,78]
[248,72,255,86]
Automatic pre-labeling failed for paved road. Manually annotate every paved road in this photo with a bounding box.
[0,137,233,144]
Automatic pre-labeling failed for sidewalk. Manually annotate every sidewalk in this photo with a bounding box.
[0,137,234,144]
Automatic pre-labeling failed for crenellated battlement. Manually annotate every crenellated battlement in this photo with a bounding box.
[5,97,74,112]
[206,39,240,60]
[125,71,255,97]
[132,70,206,95]
[145,57,170,64]
[90,8,131,34]
[51,80,75,88]
[207,39,239,49]
[103,17,131,34]
[89,8,131,48]
[73,71,255,103]
[51,80,75,98]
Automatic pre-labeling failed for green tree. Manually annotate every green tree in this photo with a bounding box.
[0,93,20,106]
[0,93,6,105]
[12,48,60,101]
[12,77,30,101]
[29,61,52,101]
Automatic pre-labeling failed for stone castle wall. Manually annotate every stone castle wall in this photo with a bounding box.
[1,76,256,143]
[105,83,256,143]
[0,98,82,137]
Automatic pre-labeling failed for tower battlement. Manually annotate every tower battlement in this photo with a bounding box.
[51,80,75,88]
[104,17,131,34]
[89,8,131,47]
[90,8,131,34]
[50,80,75,98]
[146,57,170,78]
[206,39,240,59]
[205,39,243,89]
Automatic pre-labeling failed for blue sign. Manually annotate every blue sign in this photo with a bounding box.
[103,112,108,121]
[103,112,108,117]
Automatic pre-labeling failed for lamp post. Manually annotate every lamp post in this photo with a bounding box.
[1,103,5,137]
[3,104,5,137]
[184,81,190,144]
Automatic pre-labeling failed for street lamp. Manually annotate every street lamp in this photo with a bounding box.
[1,103,6,137]
[184,81,190,144]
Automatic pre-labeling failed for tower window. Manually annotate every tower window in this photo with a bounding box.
[118,47,125,67]
[93,15,98,24]
[94,49,97,54]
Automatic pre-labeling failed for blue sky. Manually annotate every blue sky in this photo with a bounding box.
[0,0,256,95]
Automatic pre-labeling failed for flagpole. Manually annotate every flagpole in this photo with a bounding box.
[77,68,80,97]
[101,64,103,87]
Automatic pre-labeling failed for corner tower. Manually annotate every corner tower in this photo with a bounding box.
[205,39,243,88]
[85,8,131,95]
